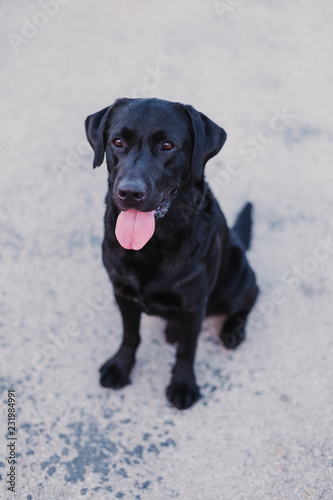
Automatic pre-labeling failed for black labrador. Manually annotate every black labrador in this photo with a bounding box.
[85,98,259,409]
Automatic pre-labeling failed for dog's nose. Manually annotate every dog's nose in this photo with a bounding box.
[116,180,146,205]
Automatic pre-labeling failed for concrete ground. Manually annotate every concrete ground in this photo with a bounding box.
[1,1,332,498]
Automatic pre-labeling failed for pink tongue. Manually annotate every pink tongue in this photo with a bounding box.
[115,209,155,250]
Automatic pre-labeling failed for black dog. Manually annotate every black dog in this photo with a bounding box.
[85,98,258,409]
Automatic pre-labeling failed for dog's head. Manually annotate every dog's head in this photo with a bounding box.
[85,98,226,250]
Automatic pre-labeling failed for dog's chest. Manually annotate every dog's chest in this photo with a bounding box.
[105,249,185,317]
[118,272,183,318]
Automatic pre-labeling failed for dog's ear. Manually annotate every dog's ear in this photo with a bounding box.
[85,106,113,168]
[184,105,227,181]
[85,99,130,168]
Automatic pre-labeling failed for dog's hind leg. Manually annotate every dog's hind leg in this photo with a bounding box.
[216,208,259,349]
[100,295,141,389]
[220,309,250,349]
[219,279,259,349]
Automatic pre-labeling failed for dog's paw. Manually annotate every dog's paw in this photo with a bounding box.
[164,319,180,344]
[166,379,200,409]
[220,316,246,349]
[99,359,131,389]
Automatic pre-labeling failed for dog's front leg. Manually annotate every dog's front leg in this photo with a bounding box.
[166,306,205,410]
[100,294,141,389]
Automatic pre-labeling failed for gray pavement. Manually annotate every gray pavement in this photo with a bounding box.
[1,1,333,498]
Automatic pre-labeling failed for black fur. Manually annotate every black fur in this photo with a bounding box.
[233,202,253,251]
[85,98,259,409]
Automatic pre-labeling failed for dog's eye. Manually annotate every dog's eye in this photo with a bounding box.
[113,138,124,148]
[162,141,174,151]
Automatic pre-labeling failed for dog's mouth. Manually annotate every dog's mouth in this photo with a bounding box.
[115,187,179,251]
[154,187,179,219]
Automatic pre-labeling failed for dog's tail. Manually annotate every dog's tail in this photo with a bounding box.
[232,202,254,251]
